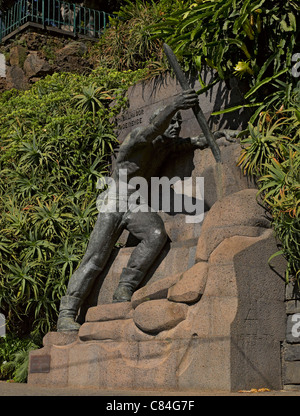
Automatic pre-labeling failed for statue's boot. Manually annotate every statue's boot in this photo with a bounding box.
[57,295,82,332]
[113,267,144,302]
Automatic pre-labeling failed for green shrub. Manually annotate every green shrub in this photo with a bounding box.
[149,0,300,282]
[0,334,40,382]
[150,0,299,117]
[238,94,300,282]
[0,67,146,339]
[91,0,182,74]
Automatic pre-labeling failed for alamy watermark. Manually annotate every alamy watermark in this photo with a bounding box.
[292,53,300,78]
[0,313,5,337]
[0,53,5,78]
[96,170,204,224]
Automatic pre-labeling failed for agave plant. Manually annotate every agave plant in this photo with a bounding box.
[237,112,291,176]
[0,64,145,343]
[30,196,73,240]
[149,0,299,117]
[72,83,115,119]
[19,229,56,262]
[239,105,300,282]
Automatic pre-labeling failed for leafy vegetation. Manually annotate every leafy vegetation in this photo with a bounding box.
[90,0,177,74]
[150,0,299,116]
[237,91,300,281]
[0,334,40,382]
[148,0,299,281]
[0,67,146,348]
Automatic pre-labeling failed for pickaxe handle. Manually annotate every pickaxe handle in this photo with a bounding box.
[163,43,221,163]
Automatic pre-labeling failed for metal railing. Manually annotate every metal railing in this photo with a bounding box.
[0,0,113,42]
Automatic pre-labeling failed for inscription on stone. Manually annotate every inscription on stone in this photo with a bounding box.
[30,355,51,373]
[116,108,144,132]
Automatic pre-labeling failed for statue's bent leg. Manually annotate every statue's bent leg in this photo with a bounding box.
[57,212,124,331]
[113,211,168,302]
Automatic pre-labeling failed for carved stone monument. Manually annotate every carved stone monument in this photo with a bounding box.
[28,72,286,392]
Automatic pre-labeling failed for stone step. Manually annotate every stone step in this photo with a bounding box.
[79,300,189,341]
[86,302,133,322]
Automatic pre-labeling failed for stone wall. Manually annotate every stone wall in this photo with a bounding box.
[282,283,300,390]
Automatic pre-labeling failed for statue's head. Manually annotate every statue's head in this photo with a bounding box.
[150,109,182,139]
[163,111,182,139]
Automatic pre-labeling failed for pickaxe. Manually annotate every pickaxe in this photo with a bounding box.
[163,43,221,163]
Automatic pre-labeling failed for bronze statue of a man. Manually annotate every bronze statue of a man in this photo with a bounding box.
[57,89,234,331]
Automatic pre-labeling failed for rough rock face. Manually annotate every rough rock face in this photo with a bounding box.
[131,273,181,308]
[133,299,188,334]
[9,45,27,67]
[168,262,208,303]
[195,188,271,262]
[0,33,92,91]
[24,52,52,78]
[5,65,29,90]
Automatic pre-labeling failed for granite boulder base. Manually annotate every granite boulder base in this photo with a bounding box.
[28,142,286,392]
